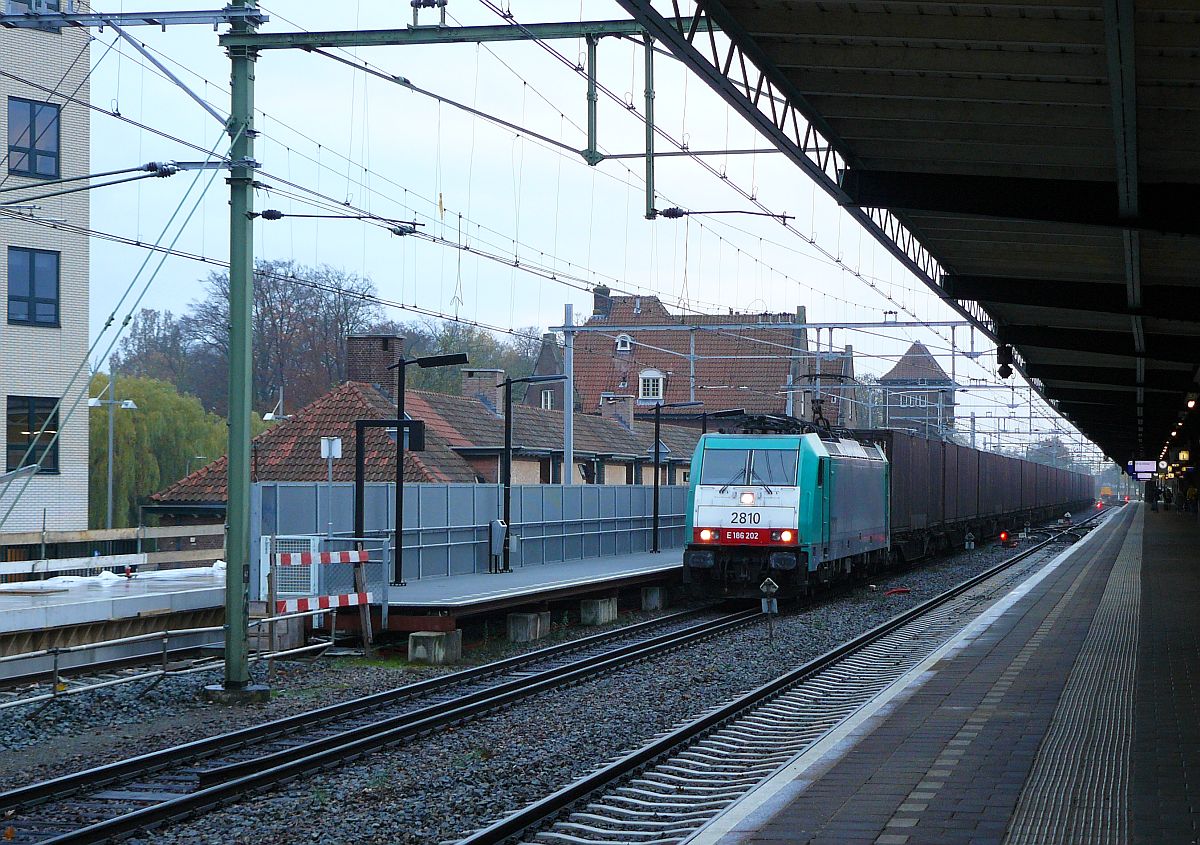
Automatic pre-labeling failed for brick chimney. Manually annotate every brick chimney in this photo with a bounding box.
[592,284,612,319]
[462,368,504,415]
[599,393,635,431]
[347,334,402,396]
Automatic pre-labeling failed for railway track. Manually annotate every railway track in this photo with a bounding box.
[0,606,756,845]
[456,512,1107,845]
[0,652,226,711]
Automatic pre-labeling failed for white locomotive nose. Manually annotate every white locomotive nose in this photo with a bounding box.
[739,491,755,505]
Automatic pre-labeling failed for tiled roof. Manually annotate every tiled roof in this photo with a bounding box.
[407,390,701,460]
[151,382,479,504]
[879,341,953,384]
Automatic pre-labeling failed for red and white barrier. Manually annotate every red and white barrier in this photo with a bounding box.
[275,550,370,566]
[275,591,372,614]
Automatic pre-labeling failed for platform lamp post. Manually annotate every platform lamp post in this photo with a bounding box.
[502,374,567,572]
[652,400,702,553]
[701,407,746,435]
[386,352,468,584]
[88,376,138,529]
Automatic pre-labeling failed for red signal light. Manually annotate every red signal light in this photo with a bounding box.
[1096,500,1103,509]
[999,531,1009,543]
[1124,495,1130,502]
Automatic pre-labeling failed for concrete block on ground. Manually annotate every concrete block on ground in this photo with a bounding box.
[507,612,551,643]
[408,629,462,665]
[580,596,618,626]
[641,586,664,611]
[248,616,304,651]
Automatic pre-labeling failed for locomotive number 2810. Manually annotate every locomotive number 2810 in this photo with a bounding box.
[730,511,761,525]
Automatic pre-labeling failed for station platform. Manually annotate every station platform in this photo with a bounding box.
[690,503,1199,845]
[0,551,683,645]
[0,565,225,637]
[387,550,681,614]
[0,565,227,672]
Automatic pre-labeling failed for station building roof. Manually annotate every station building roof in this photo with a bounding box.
[619,1,1200,460]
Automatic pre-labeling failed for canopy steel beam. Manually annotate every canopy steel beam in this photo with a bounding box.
[943,275,1200,322]
[841,170,1200,236]
[1048,387,1180,406]
[1026,364,1197,392]
[1000,325,1200,364]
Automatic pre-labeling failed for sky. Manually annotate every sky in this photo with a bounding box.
[70,0,1103,465]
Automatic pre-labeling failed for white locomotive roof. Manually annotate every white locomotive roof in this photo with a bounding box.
[828,437,887,462]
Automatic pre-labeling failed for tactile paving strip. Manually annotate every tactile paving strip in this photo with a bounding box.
[1004,510,1143,844]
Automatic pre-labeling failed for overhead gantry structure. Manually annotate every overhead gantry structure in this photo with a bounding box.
[617,0,1200,462]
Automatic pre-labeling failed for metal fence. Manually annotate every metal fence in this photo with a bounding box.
[260,534,392,624]
[252,482,686,589]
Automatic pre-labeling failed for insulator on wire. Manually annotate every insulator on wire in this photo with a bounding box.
[260,209,284,221]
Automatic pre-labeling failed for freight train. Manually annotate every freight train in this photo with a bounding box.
[682,421,1093,598]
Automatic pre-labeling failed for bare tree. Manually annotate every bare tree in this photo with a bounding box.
[179,261,384,413]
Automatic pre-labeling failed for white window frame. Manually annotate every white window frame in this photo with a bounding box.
[615,333,633,352]
[639,369,664,401]
[540,388,554,410]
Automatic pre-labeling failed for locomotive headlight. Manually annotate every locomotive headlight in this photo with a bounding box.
[739,491,755,505]
[780,530,794,542]
[699,529,714,542]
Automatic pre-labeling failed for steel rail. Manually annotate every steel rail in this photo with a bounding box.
[26,608,761,845]
[0,606,715,815]
[455,511,1107,844]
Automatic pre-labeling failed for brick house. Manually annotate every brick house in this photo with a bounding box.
[548,287,859,428]
[878,341,957,437]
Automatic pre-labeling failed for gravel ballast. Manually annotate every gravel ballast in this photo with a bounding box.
[0,605,697,789]
[117,539,1055,845]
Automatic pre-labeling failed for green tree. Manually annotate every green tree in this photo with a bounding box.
[89,374,230,528]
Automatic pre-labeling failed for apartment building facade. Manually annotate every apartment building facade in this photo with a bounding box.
[0,9,91,530]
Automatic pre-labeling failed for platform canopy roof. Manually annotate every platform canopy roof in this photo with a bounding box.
[619,0,1200,462]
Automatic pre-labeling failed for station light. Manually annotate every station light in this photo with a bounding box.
[996,344,1014,379]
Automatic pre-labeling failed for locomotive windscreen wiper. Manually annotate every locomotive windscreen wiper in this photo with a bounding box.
[749,469,774,494]
[718,469,747,493]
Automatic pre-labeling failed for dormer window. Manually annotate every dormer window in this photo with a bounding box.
[615,334,633,353]
[639,369,664,401]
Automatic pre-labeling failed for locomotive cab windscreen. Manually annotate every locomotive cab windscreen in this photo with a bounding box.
[698,448,800,489]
